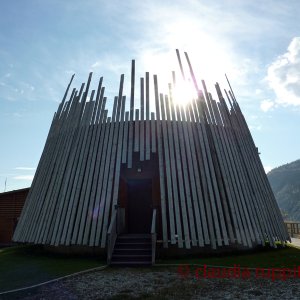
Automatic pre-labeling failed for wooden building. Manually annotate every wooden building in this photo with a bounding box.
[0,188,29,245]
[285,221,300,238]
[13,51,289,264]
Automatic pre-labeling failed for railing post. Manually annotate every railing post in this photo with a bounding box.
[151,209,157,265]
[107,209,117,264]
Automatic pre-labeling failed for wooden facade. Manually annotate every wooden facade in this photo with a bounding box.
[13,51,289,250]
[0,188,29,245]
[285,221,300,238]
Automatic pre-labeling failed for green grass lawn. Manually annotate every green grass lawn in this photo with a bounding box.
[157,243,300,269]
[1,243,300,294]
[0,245,105,292]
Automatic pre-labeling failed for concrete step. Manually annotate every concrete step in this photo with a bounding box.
[114,242,151,248]
[110,261,152,267]
[110,233,153,267]
[113,248,151,255]
[112,254,151,262]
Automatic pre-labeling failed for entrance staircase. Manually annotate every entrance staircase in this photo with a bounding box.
[110,234,152,266]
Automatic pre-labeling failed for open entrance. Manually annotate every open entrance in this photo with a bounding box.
[127,179,152,234]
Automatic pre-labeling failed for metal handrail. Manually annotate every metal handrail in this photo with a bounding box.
[151,209,157,265]
[107,209,117,264]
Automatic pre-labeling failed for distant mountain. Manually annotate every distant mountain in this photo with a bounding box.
[267,159,300,222]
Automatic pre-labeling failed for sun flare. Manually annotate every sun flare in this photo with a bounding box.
[173,80,197,106]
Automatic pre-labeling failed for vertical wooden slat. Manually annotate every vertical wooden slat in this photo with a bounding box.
[130,60,135,120]
[111,96,126,208]
[134,109,139,152]
[175,103,196,248]
[81,106,107,245]
[153,75,168,248]
[87,112,110,246]
[145,72,151,160]
[207,98,245,246]
[226,90,280,246]
[127,61,135,168]
[159,94,176,245]
[213,100,247,244]
[151,112,156,153]
[90,97,118,246]
[168,87,190,248]
[216,98,262,244]
[70,96,98,244]
[48,96,82,245]
[127,116,134,168]
[55,91,98,244]
[122,112,129,163]
[98,75,124,247]
[182,103,205,246]
[194,98,222,248]
[140,78,145,161]
[165,87,183,246]
[76,86,106,244]
[35,84,88,244]
[224,88,274,243]
[65,101,96,245]
[186,104,210,245]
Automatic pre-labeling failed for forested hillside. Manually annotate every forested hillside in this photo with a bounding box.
[267,159,300,222]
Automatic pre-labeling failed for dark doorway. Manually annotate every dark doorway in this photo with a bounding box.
[127,179,152,233]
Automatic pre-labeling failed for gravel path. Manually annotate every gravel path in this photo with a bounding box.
[1,266,300,300]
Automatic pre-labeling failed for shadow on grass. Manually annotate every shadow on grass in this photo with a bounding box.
[156,243,300,269]
[0,245,105,293]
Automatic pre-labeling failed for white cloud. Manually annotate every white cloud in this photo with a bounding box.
[264,165,273,173]
[266,37,300,106]
[91,61,101,69]
[249,124,262,131]
[260,99,275,112]
[15,167,36,171]
[13,175,34,180]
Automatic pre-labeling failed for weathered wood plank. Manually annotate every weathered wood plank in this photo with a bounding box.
[76,85,107,244]
[37,84,90,244]
[140,77,145,161]
[127,116,134,168]
[163,93,178,244]
[151,112,156,153]
[99,76,124,247]
[193,98,221,248]
[159,94,176,244]
[184,104,206,246]
[145,72,151,160]
[134,109,139,152]
[176,104,197,247]
[65,100,96,245]
[122,112,129,163]
[153,75,168,248]
[111,96,126,208]
[89,113,114,246]
[81,106,107,245]
[127,61,135,167]
[186,103,210,245]
[168,87,190,248]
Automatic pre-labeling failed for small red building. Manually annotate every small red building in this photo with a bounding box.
[0,188,29,245]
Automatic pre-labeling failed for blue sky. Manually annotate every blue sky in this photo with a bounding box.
[1,0,300,192]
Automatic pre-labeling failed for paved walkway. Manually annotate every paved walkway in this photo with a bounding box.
[291,238,300,247]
